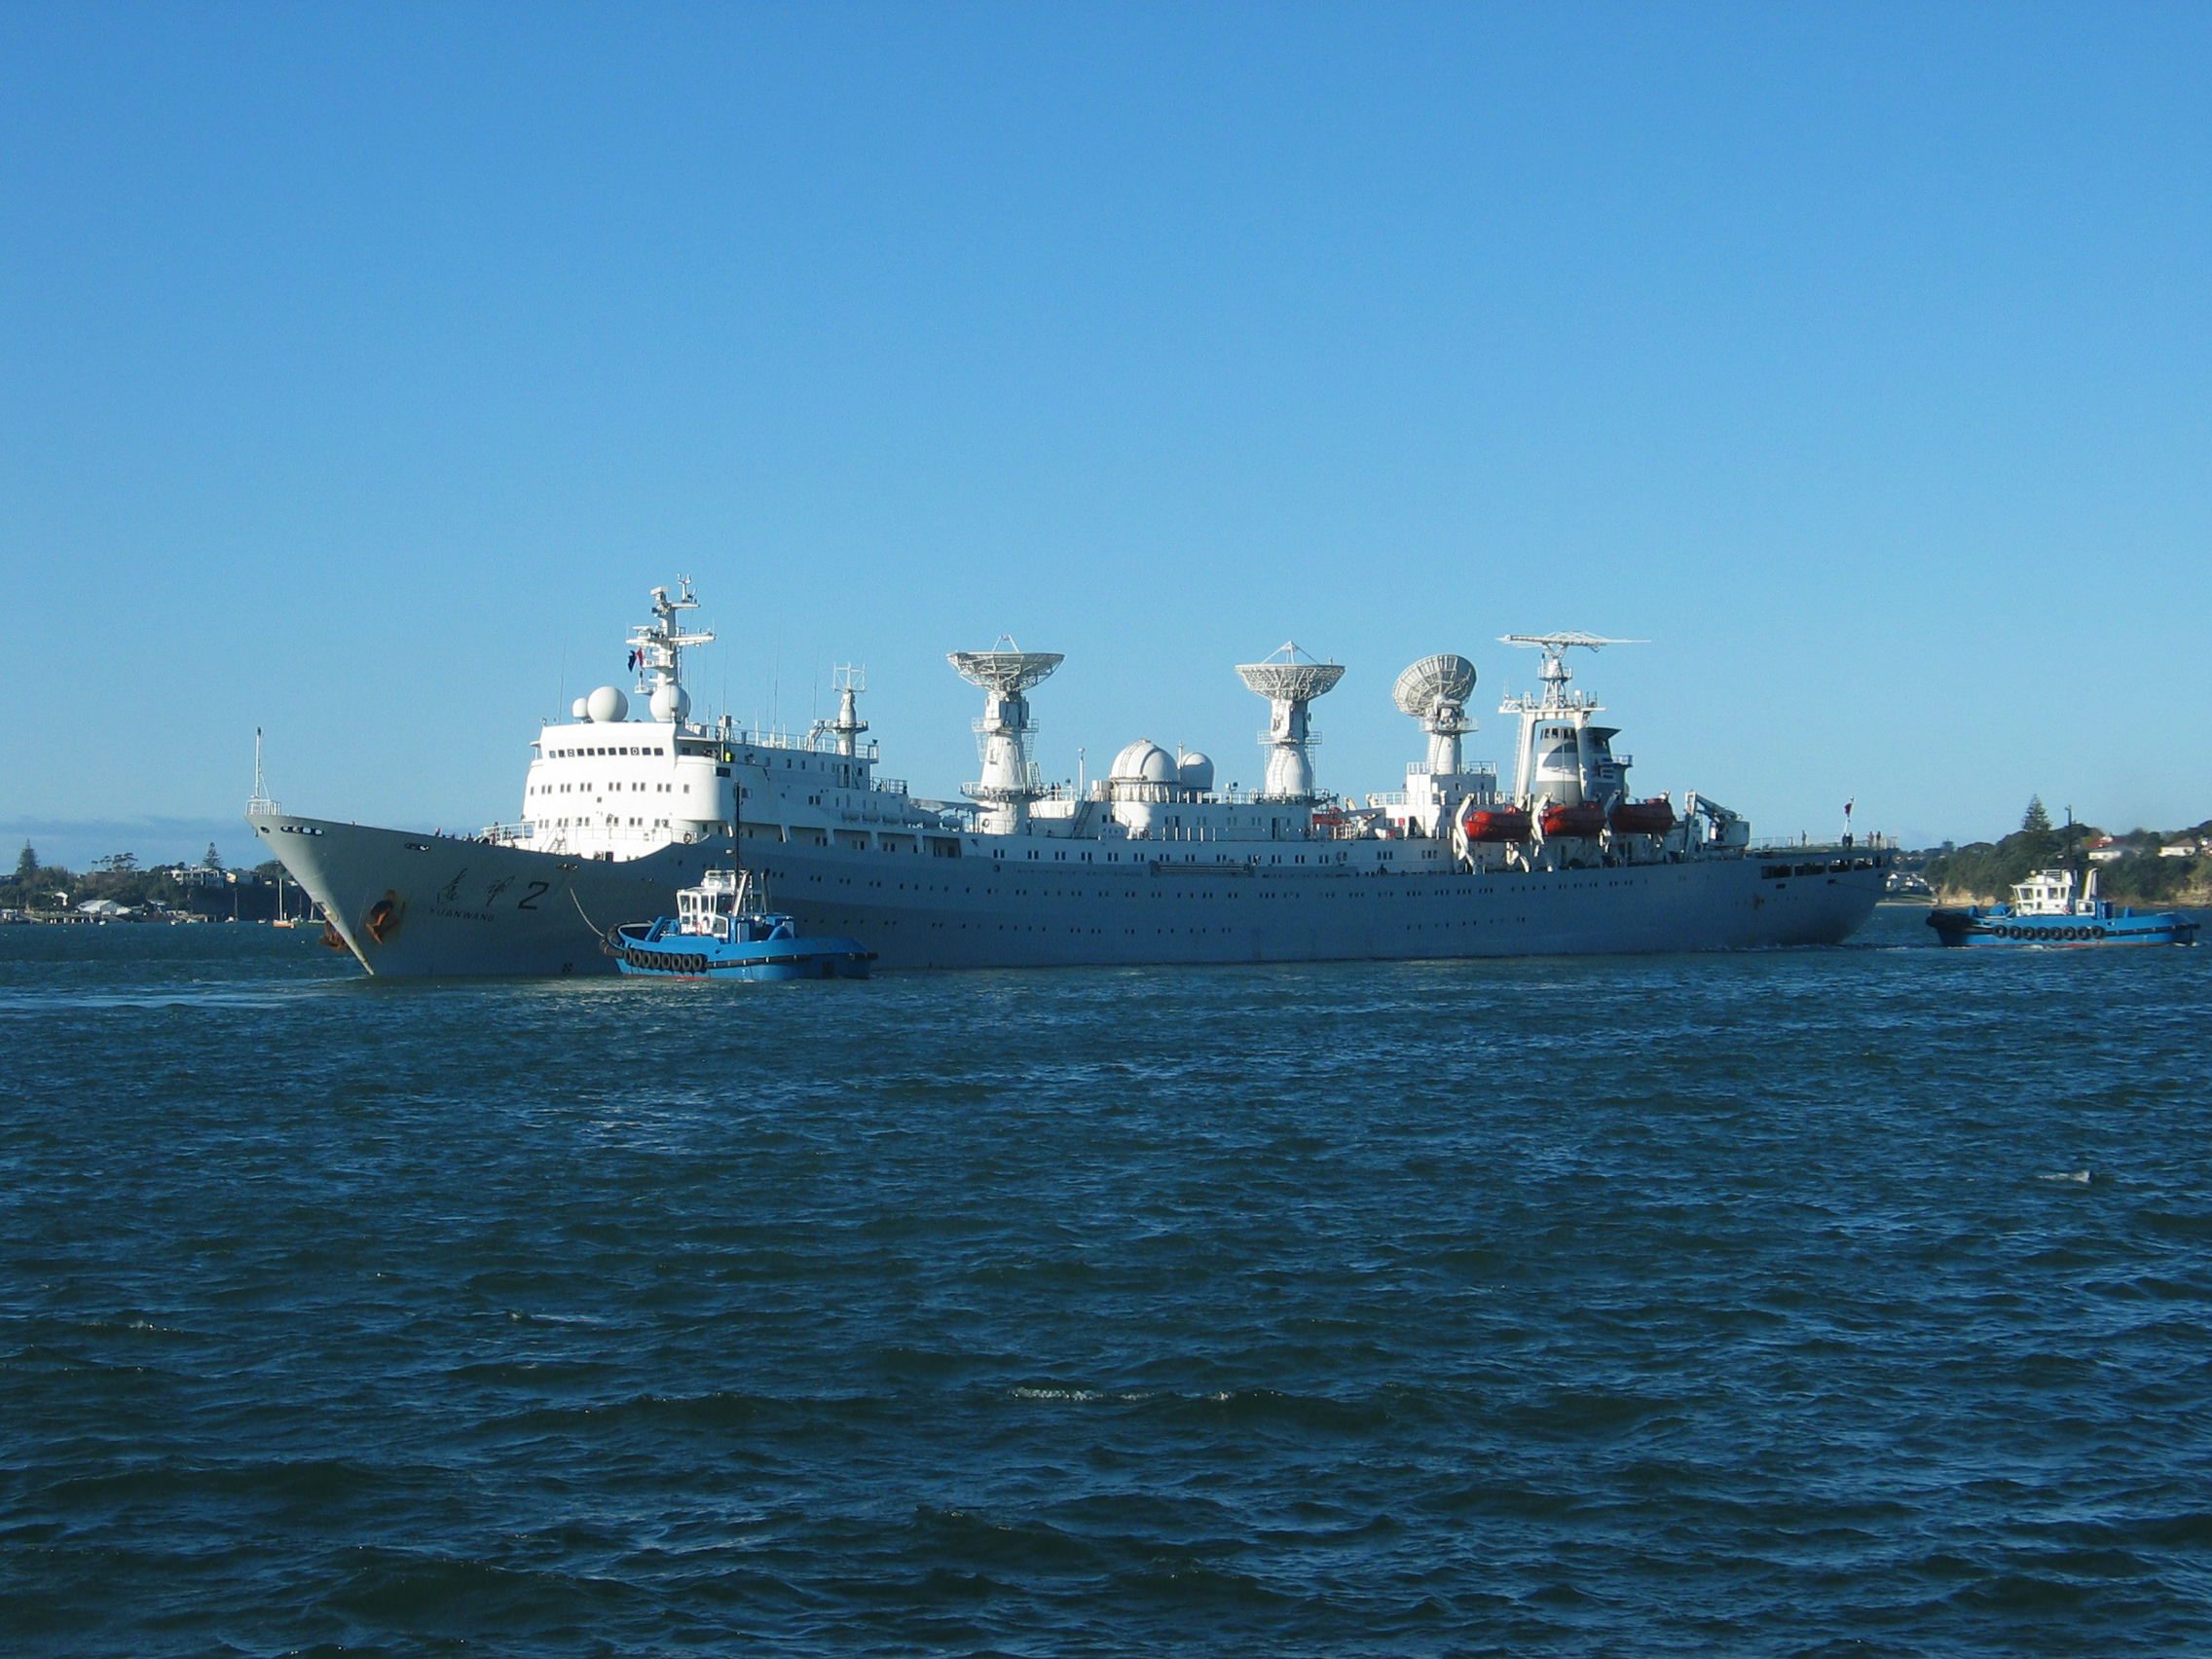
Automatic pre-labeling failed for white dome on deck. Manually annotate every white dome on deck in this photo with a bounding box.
[650,682,690,722]
[1177,751,1215,791]
[1111,740,1177,783]
[586,685,629,722]
[571,697,589,719]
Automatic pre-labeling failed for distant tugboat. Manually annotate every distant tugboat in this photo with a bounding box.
[611,868,875,980]
[1928,866,2198,948]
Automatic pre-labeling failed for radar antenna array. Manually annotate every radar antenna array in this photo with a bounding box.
[1499,631,1644,710]
[1497,632,1645,653]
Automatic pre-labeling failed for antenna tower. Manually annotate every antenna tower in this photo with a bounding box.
[949,638,1064,831]
[629,576,717,697]
[1236,643,1346,801]
[245,726,277,818]
[826,664,869,757]
[1391,653,1479,776]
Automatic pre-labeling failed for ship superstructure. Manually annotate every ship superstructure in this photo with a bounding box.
[253,579,1889,976]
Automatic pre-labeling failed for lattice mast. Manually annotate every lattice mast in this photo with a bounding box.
[1236,643,1346,802]
[245,726,276,819]
[949,640,1064,833]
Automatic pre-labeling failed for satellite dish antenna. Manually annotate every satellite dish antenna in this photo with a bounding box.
[947,643,1065,700]
[1392,653,1477,716]
[1392,653,1478,775]
[1235,642,1346,801]
[949,637,1064,831]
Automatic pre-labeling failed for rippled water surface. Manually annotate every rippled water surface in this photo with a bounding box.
[4,911,2209,1655]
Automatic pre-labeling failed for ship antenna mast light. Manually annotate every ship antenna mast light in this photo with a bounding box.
[245,725,277,819]
[949,638,1064,832]
[1392,653,1479,776]
[827,664,868,757]
[1498,632,1643,802]
[1236,643,1346,802]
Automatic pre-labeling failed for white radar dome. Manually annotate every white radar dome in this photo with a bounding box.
[1111,740,1178,784]
[650,682,690,722]
[586,685,629,723]
[571,697,589,719]
[1177,751,1215,791]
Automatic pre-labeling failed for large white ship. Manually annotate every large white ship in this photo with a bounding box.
[253,578,1889,977]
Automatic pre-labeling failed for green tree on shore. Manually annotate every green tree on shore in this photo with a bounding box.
[1924,795,2067,901]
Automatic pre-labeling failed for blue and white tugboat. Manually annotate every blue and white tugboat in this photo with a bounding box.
[1928,866,2198,949]
[611,868,875,980]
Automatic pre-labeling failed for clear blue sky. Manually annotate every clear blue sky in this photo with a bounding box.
[5,2,2208,867]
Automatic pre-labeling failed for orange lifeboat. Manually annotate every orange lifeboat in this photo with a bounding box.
[1609,797,1677,836]
[1539,801,1608,838]
[1460,803,1532,843]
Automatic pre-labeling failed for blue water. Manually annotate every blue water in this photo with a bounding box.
[4,910,2208,1656]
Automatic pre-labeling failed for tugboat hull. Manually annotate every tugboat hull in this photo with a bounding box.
[612,925,874,980]
[1927,909,2199,948]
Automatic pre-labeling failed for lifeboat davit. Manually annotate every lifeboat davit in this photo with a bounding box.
[1460,804,1532,843]
[1609,797,1677,836]
[1539,802,1609,838]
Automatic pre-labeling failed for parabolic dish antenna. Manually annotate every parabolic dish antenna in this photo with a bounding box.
[1235,643,1346,703]
[1392,653,1478,716]
[948,642,1064,696]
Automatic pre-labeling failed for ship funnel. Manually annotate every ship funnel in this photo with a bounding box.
[1498,632,1641,803]
[949,640,1063,832]
[1235,643,1345,802]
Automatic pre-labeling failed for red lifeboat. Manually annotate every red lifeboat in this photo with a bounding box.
[1609,797,1677,836]
[1460,803,1532,843]
[1539,801,1609,838]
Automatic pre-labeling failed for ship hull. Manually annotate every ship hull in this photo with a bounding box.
[256,813,1889,977]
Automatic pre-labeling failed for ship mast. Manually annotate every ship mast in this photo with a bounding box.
[1497,633,1641,802]
[829,665,868,756]
[245,726,277,819]
[628,576,717,717]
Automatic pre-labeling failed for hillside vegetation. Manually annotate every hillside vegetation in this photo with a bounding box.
[2,844,295,921]
[1923,798,2210,906]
